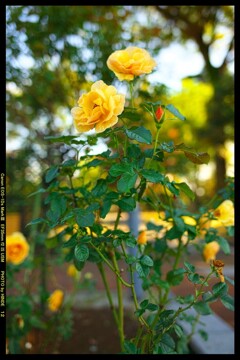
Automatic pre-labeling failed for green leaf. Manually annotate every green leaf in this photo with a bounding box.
[100,200,112,218]
[220,294,234,311]
[173,324,184,338]
[187,273,202,284]
[117,197,136,211]
[174,182,195,201]
[117,172,138,193]
[44,135,81,144]
[125,126,152,144]
[175,143,210,164]
[25,217,47,227]
[146,303,159,311]
[86,159,103,168]
[165,181,179,196]
[165,104,186,121]
[224,276,234,286]
[140,169,164,183]
[166,225,184,240]
[125,236,137,248]
[159,141,175,153]
[202,291,218,303]
[134,308,145,317]
[136,263,150,278]
[125,255,137,265]
[198,329,208,341]
[216,236,231,255]
[140,299,149,309]
[62,234,78,248]
[75,209,95,227]
[45,165,59,183]
[30,316,47,330]
[167,268,185,286]
[123,340,138,354]
[74,244,89,262]
[212,282,228,298]
[184,151,210,164]
[74,257,86,271]
[158,333,176,354]
[109,162,131,177]
[184,261,195,273]
[147,222,163,232]
[62,159,77,167]
[155,310,175,333]
[193,301,212,315]
[92,179,107,197]
[140,255,154,267]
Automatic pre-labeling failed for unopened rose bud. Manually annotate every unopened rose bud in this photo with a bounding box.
[155,106,165,122]
[137,231,147,245]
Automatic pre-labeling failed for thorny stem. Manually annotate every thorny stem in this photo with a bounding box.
[97,262,119,328]
[112,208,124,350]
[90,241,131,288]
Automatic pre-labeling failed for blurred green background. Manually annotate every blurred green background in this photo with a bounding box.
[6,5,234,233]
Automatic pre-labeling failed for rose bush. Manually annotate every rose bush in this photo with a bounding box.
[27,46,234,354]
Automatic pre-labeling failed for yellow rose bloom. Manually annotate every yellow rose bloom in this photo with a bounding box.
[199,200,234,231]
[203,241,220,263]
[48,290,64,312]
[181,216,197,226]
[6,232,30,265]
[213,200,234,227]
[107,47,157,81]
[137,231,147,245]
[71,80,125,133]
[67,264,80,279]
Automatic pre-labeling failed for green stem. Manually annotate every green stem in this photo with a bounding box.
[153,126,161,157]
[90,241,131,288]
[129,81,135,108]
[69,175,77,207]
[97,262,119,328]
[112,252,125,350]
[151,238,183,330]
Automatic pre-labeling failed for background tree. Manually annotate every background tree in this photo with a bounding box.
[6,5,234,229]
[152,5,234,191]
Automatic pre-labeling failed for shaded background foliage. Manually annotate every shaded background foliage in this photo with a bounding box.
[6,5,234,230]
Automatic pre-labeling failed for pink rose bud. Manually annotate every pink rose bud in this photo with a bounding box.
[155,106,164,121]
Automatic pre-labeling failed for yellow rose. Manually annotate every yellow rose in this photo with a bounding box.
[137,231,147,245]
[71,80,125,133]
[107,47,157,81]
[6,232,30,265]
[67,264,81,279]
[213,200,234,227]
[199,200,234,231]
[202,241,220,263]
[181,216,197,226]
[47,289,64,312]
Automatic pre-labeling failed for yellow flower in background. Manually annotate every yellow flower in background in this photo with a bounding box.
[213,200,234,227]
[199,200,234,231]
[107,47,156,81]
[203,241,220,263]
[6,232,30,265]
[71,80,125,133]
[181,216,197,226]
[48,290,64,312]
[137,231,147,245]
[67,264,81,279]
